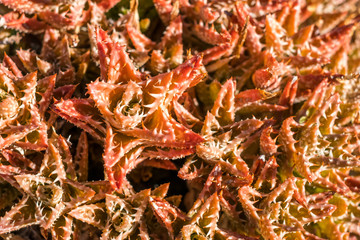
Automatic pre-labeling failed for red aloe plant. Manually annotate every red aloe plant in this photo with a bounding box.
[0,0,359,239]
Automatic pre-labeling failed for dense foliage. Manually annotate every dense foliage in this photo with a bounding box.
[0,0,360,239]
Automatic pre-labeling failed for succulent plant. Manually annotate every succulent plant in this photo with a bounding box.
[0,0,360,239]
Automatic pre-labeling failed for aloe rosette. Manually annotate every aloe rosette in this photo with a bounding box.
[0,0,359,239]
